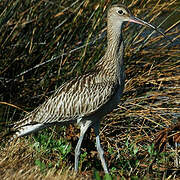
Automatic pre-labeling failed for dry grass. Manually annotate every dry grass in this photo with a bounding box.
[0,0,180,179]
[0,139,89,180]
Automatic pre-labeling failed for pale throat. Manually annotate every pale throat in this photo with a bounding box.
[106,20,124,61]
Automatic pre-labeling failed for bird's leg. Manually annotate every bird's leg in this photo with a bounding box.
[93,122,109,174]
[75,120,91,172]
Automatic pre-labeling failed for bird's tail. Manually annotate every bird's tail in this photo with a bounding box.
[1,113,44,143]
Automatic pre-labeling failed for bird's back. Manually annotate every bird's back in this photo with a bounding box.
[10,58,124,139]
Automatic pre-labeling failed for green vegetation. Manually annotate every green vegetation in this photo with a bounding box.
[0,0,179,179]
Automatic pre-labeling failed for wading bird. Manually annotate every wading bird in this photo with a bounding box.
[5,4,169,173]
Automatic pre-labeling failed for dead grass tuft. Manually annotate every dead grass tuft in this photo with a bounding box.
[0,140,88,180]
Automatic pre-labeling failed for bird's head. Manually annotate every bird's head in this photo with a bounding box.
[107,4,170,41]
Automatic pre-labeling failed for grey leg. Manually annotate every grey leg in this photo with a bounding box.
[75,120,91,172]
[93,122,109,174]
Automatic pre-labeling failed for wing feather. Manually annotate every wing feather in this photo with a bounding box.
[31,73,117,123]
[12,70,118,131]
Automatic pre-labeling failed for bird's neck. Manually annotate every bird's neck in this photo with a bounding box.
[106,22,124,62]
[99,22,124,82]
[95,21,124,85]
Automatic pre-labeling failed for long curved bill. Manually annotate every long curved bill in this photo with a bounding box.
[129,16,172,43]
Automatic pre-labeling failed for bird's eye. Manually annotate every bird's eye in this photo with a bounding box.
[118,10,124,15]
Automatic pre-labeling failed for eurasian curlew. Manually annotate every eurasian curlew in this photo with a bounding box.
[5,4,170,173]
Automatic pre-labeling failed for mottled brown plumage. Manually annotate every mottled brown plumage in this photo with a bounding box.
[6,4,168,173]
